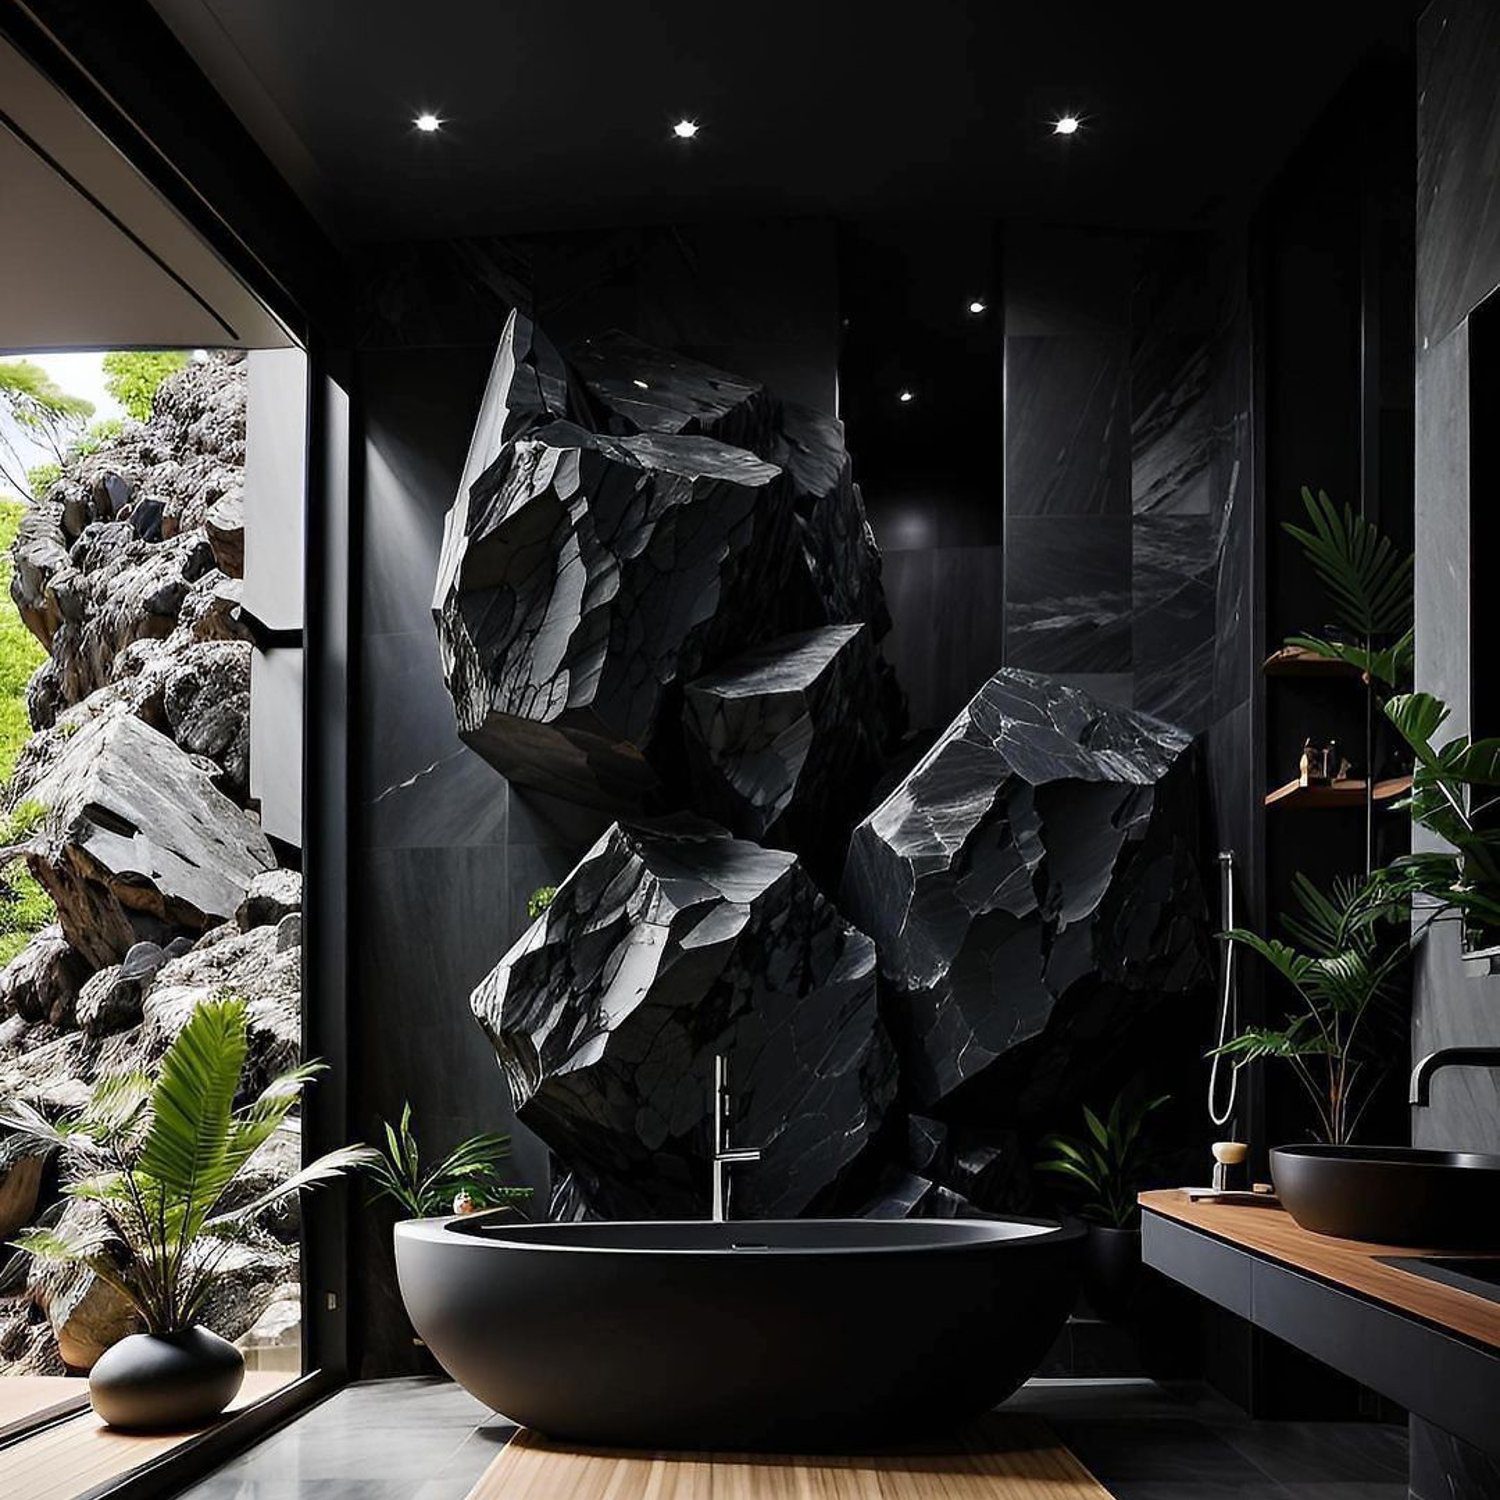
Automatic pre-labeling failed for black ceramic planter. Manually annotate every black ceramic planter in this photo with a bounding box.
[1083,1223,1141,1319]
[89,1326,244,1431]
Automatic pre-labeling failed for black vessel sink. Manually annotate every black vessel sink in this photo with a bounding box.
[1271,1145,1500,1249]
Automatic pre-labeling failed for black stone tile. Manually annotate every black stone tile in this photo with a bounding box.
[359,346,495,637]
[1049,1416,1275,1487]
[1005,518,1132,673]
[353,239,529,349]
[1133,515,1216,730]
[880,545,1007,733]
[1005,335,1130,517]
[1417,0,1500,347]
[1215,1421,1410,1487]
[360,630,509,850]
[1410,1414,1500,1500]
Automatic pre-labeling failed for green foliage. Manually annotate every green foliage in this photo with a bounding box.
[1373,691,1500,946]
[102,351,187,423]
[1282,486,1414,690]
[24,463,60,499]
[1038,1090,1169,1228]
[0,499,53,965]
[1218,874,1408,1144]
[0,799,47,845]
[526,885,557,919]
[2,993,376,1334]
[70,418,125,459]
[361,1101,531,1218]
[0,360,94,501]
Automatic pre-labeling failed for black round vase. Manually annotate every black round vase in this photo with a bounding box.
[89,1326,245,1431]
[1083,1223,1141,1320]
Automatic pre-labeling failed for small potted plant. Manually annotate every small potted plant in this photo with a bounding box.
[1038,1090,1168,1319]
[361,1102,532,1220]
[359,1103,531,1371]
[2,994,374,1430]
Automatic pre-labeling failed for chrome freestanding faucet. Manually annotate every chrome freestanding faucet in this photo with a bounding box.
[711,1053,762,1222]
[1409,1046,1500,1106]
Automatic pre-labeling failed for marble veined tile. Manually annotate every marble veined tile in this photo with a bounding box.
[1005,335,1130,517]
[1005,518,1132,673]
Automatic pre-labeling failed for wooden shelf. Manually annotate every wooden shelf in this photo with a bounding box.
[1264,774,1412,809]
[1140,1189,1500,1348]
[1262,644,1365,679]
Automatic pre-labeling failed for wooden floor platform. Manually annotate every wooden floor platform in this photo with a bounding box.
[0,1376,89,1444]
[468,1416,1110,1499]
[0,1370,290,1500]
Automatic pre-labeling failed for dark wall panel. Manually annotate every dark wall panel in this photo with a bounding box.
[1414,0,1500,1154]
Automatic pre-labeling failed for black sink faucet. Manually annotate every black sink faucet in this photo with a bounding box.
[1409,1047,1500,1107]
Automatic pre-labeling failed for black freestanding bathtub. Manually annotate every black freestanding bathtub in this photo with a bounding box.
[395,1212,1083,1450]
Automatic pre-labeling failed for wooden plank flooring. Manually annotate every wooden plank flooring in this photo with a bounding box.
[0,1376,88,1443]
[0,1370,290,1500]
[468,1416,1110,1500]
[1140,1188,1500,1347]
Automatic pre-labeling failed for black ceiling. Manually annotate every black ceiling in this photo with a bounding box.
[150,0,1421,244]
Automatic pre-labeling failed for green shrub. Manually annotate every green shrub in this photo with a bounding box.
[102,351,188,422]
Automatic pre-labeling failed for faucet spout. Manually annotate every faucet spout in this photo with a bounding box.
[710,1054,764,1222]
[1409,1046,1500,1107]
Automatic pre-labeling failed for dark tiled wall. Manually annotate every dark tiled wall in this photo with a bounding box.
[1412,0,1500,1157]
[1002,225,1256,742]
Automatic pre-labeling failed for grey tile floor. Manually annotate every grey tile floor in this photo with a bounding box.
[180,1376,1409,1499]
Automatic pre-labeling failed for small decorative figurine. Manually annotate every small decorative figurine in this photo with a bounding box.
[452,1190,476,1215]
[1298,740,1335,787]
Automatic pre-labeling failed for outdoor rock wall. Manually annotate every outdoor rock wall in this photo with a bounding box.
[0,356,302,1375]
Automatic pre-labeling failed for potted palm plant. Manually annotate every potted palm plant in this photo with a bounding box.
[2,994,373,1430]
[1038,1090,1167,1319]
[1218,873,1408,1145]
[362,1102,531,1219]
[359,1103,530,1372]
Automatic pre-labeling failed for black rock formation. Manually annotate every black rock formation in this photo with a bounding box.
[682,624,886,876]
[841,669,1208,1119]
[471,817,896,1220]
[433,314,896,810]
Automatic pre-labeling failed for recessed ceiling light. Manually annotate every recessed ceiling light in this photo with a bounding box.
[898,389,915,404]
[968,299,987,316]
[673,119,700,140]
[1053,114,1081,136]
[414,112,443,133]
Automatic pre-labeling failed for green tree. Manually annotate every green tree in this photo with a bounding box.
[102,351,188,423]
[0,361,93,502]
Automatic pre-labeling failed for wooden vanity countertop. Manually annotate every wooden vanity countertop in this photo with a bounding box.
[1139,1188,1500,1349]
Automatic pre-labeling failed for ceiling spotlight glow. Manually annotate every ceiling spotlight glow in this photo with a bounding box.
[968,299,987,315]
[1053,114,1081,136]
[414,111,443,133]
[898,389,915,404]
[673,119,700,139]
[632,379,650,389]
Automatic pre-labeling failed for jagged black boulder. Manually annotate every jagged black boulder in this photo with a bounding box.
[682,624,886,877]
[470,817,896,1219]
[841,669,1208,1119]
[433,314,896,810]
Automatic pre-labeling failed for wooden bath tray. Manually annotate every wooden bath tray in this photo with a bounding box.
[467,1415,1110,1498]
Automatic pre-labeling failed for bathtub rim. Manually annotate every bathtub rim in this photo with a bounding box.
[394,1209,1086,1257]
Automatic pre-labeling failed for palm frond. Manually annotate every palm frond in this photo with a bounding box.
[1283,487,1412,639]
[207,1145,380,1230]
[136,995,248,1237]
